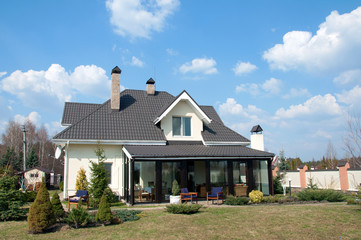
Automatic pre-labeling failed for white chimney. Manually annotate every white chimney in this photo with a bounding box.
[111,66,121,110]
[250,125,264,151]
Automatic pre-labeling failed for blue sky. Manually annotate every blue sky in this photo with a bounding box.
[1,0,361,162]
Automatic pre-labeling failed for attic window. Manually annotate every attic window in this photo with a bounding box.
[172,117,191,136]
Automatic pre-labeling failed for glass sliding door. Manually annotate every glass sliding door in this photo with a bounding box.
[133,161,156,203]
[161,162,181,201]
[252,160,269,195]
[210,160,228,187]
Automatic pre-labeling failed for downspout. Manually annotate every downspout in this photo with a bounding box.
[63,141,70,200]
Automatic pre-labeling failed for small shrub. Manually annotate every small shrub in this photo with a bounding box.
[166,203,202,214]
[103,187,118,203]
[249,190,263,203]
[51,192,65,221]
[262,195,280,203]
[225,196,249,205]
[27,182,56,233]
[347,198,356,205]
[59,181,64,192]
[297,189,345,202]
[75,168,88,191]
[172,179,180,196]
[66,207,91,228]
[273,176,283,194]
[96,192,112,224]
[112,209,142,222]
[278,196,298,204]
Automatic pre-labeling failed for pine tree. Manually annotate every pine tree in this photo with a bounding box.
[0,147,22,171]
[27,182,55,233]
[26,147,39,169]
[278,150,289,171]
[75,168,88,191]
[96,191,112,224]
[89,146,109,208]
[50,191,65,221]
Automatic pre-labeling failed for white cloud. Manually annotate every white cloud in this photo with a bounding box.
[1,64,119,110]
[131,56,144,67]
[166,48,178,56]
[333,69,361,85]
[179,57,218,75]
[263,7,361,73]
[106,0,180,39]
[336,85,361,109]
[0,72,6,78]
[283,88,311,99]
[233,61,257,76]
[275,94,342,119]
[262,78,282,95]
[219,98,244,115]
[235,78,282,96]
[14,112,41,126]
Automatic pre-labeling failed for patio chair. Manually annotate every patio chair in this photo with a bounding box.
[180,188,198,204]
[68,190,89,210]
[207,187,224,205]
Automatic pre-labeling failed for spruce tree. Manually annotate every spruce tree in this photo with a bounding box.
[75,168,88,191]
[26,147,39,169]
[89,146,109,208]
[27,182,55,233]
[50,192,65,221]
[96,191,112,224]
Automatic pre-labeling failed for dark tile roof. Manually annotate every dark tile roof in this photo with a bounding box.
[251,125,263,133]
[124,145,274,159]
[54,89,250,144]
[61,102,101,125]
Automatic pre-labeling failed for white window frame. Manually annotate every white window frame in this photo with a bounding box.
[172,116,191,137]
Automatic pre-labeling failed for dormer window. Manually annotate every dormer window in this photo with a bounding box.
[172,116,191,136]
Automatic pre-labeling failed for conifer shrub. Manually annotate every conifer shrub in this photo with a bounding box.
[59,181,63,191]
[66,207,91,228]
[96,191,112,224]
[75,168,88,191]
[249,190,263,203]
[112,209,142,222]
[27,182,56,233]
[0,172,26,221]
[50,192,65,221]
[297,189,345,202]
[171,179,180,196]
[166,203,202,214]
[89,146,109,208]
[273,175,284,194]
[22,191,38,202]
[225,196,249,205]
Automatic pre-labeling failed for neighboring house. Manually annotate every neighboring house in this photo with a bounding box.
[53,66,275,204]
[24,167,53,190]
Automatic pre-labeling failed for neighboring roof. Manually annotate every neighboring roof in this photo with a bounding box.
[61,102,101,126]
[123,145,274,160]
[146,78,155,84]
[54,89,250,145]
[251,125,263,133]
[25,167,53,174]
[153,90,212,125]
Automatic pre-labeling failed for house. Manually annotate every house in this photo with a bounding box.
[53,66,275,204]
[23,167,53,190]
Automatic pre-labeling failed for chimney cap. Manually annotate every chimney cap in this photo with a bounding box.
[251,125,263,133]
[146,78,155,84]
[112,66,121,74]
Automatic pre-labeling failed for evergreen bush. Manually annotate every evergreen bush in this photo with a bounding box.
[165,203,202,214]
[171,179,180,196]
[27,182,56,233]
[0,172,26,221]
[297,189,345,202]
[103,187,118,203]
[96,191,112,224]
[75,168,88,191]
[50,192,65,221]
[112,209,142,222]
[273,175,283,194]
[89,146,109,208]
[66,207,91,228]
[59,181,63,191]
[249,190,263,203]
[262,195,280,203]
[225,196,249,205]
[22,191,38,202]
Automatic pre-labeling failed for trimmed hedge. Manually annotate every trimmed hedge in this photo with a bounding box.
[297,189,345,202]
[166,203,202,214]
[225,196,249,205]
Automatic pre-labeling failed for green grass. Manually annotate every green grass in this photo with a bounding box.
[0,203,361,239]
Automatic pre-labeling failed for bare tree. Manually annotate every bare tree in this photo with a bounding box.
[325,140,338,169]
[345,113,361,168]
[1,121,22,153]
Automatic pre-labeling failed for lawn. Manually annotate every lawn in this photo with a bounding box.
[0,203,360,240]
